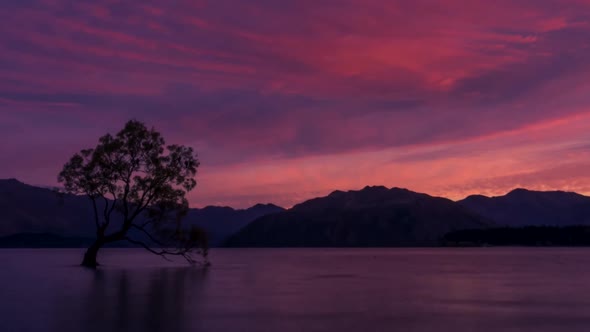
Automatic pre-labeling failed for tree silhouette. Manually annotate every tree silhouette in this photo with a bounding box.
[58,120,208,267]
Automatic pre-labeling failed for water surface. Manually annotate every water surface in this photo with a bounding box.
[2,248,590,332]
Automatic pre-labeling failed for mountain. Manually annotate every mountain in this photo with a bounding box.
[0,179,97,237]
[458,188,590,227]
[0,179,284,246]
[184,204,284,245]
[226,186,492,247]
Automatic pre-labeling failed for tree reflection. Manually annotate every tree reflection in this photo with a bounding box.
[53,267,208,332]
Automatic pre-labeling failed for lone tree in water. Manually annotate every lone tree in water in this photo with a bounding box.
[58,120,208,268]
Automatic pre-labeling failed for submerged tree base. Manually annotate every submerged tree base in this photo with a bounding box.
[81,260,99,268]
[81,245,100,268]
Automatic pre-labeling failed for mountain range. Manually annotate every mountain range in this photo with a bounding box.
[227,186,490,247]
[0,179,284,246]
[458,188,590,227]
[2,178,590,247]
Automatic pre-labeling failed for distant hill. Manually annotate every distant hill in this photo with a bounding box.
[458,188,590,227]
[0,179,96,237]
[226,186,492,247]
[183,204,284,245]
[0,179,284,246]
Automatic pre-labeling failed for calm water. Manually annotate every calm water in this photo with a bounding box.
[2,248,590,332]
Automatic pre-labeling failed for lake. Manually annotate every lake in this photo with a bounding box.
[2,248,590,332]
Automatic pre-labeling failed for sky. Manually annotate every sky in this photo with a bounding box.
[2,0,590,208]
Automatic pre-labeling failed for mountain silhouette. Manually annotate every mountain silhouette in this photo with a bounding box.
[0,179,284,246]
[0,178,96,237]
[183,204,284,245]
[6,178,590,248]
[458,188,590,227]
[226,186,491,247]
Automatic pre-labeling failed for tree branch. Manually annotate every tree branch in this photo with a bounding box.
[126,175,168,225]
[130,224,167,247]
[125,237,173,262]
[123,236,200,263]
[103,187,119,230]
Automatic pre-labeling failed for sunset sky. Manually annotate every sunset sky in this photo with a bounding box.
[2,0,590,208]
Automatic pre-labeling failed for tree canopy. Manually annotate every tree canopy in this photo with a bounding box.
[58,120,207,267]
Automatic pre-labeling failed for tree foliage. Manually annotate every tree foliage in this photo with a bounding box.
[58,120,207,266]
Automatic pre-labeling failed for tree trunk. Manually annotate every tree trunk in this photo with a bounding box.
[81,240,102,268]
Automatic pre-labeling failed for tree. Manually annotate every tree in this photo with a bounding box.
[58,120,208,268]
